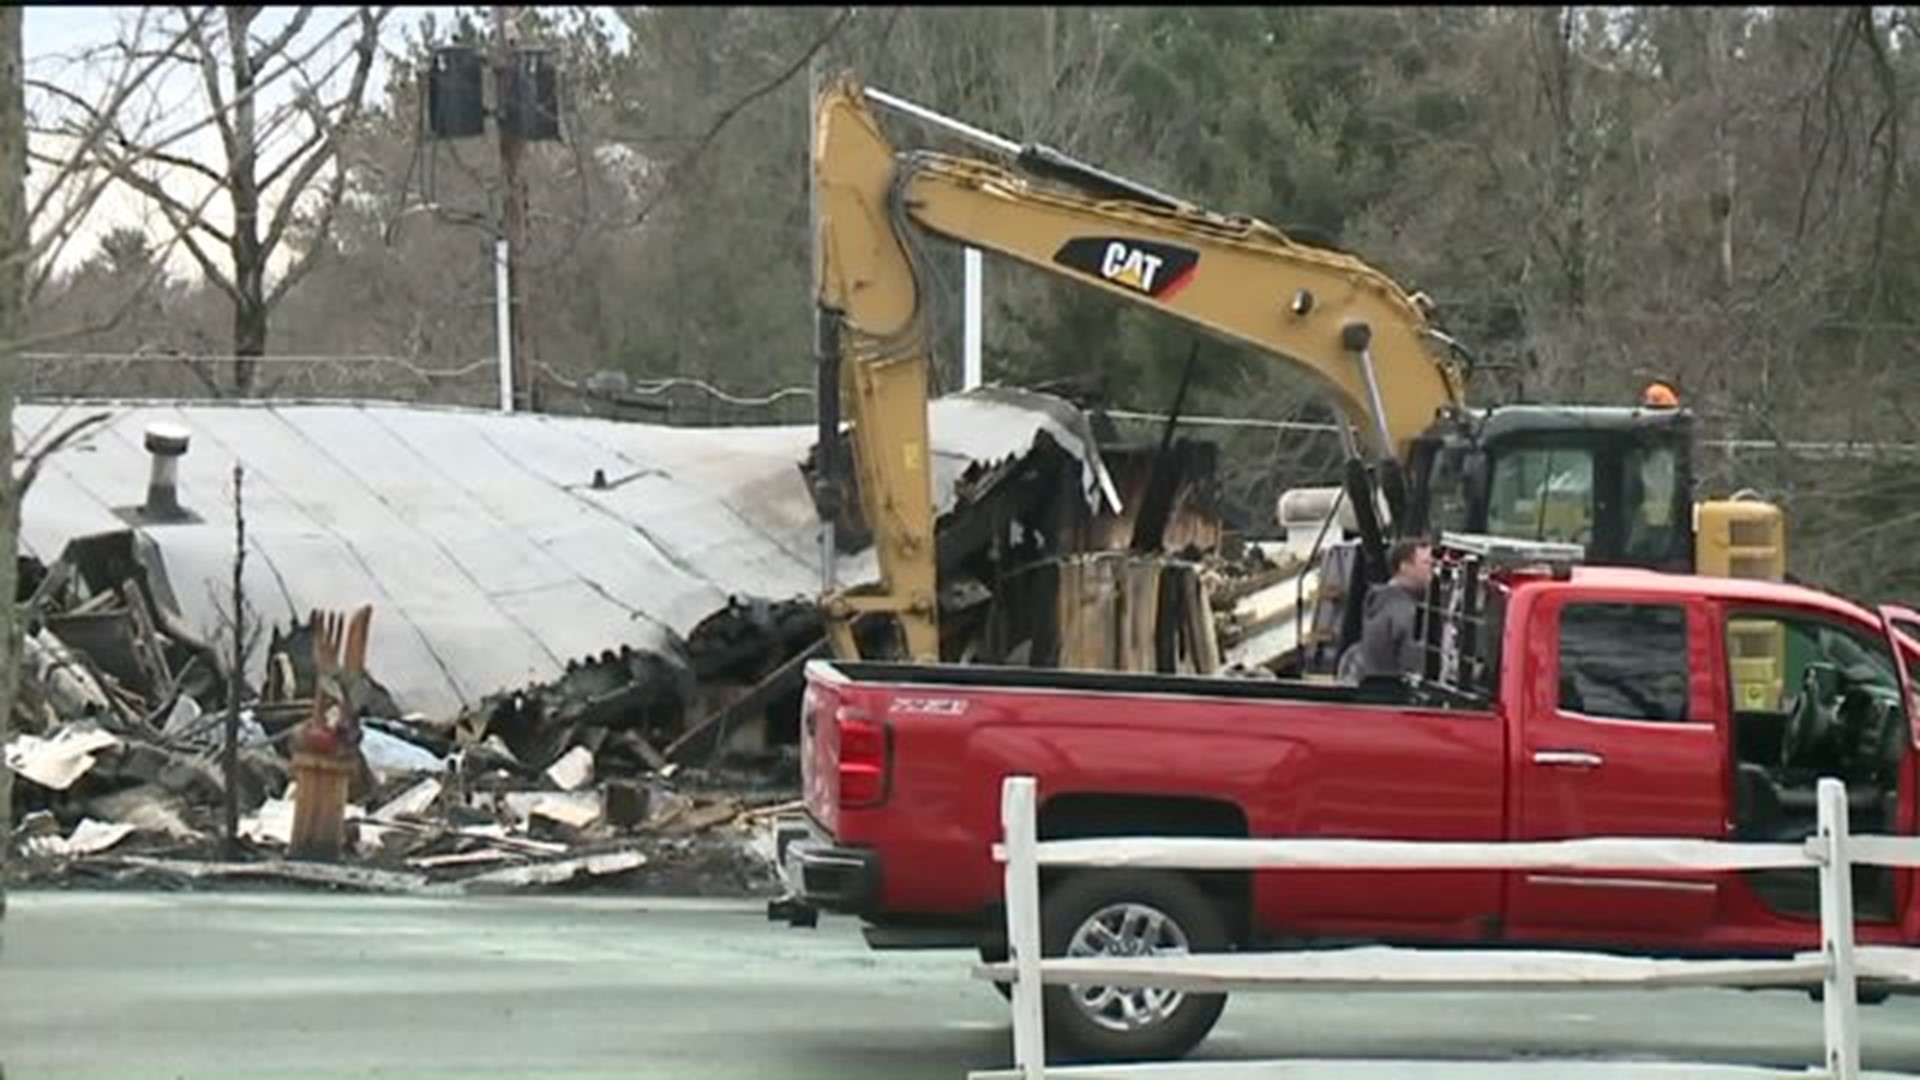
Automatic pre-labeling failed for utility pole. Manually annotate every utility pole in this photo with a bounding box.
[809,55,835,596]
[0,3,21,904]
[494,5,533,411]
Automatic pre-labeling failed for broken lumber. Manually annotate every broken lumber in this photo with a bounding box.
[456,848,648,891]
[664,639,828,765]
[112,855,431,893]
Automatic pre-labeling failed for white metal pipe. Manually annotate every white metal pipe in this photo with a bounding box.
[1353,345,1395,459]
[864,86,1021,156]
[494,237,513,415]
[963,248,984,390]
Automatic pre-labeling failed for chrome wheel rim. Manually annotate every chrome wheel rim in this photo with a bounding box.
[1064,902,1192,1033]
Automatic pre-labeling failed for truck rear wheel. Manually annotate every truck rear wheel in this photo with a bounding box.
[1037,870,1230,1064]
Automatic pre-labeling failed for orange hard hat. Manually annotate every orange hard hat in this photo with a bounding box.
[1642,381,1680,408]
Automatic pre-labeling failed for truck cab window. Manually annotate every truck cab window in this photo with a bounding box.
[1487,446,1595,547]
[1725,608,1908,923]
[1557,602,1690,722]
[1725,611,1904,778]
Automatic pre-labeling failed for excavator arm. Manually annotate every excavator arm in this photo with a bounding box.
[816,77,1466,458]
[812,75,1465,661]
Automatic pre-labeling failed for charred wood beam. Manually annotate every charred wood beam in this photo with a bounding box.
[664,638,829,766]
[1130,343,1200,553]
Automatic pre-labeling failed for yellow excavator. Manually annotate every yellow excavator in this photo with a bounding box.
[808,73,1785,684]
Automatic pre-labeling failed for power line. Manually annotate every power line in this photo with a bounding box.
[19,353,1920,460]
[35,351,1912,455]
[21,350,491,380]
[1104,408,1920,460]
[534,363,817,408]
[1105,408,1343,435]
[1422,295,1920,336]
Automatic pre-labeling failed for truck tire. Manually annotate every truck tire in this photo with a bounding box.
[1036,870,1230,1064]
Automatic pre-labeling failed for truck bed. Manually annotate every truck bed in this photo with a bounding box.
[818,660,1437,708]
[798,657,1508,940]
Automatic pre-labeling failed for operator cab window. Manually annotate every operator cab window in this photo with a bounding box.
[1487,446,1595,547]
[1557,602,1690,723]
[1422,448,1473,536]
[1622,443,1684,565]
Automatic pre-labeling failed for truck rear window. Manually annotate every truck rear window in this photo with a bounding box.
[1558,602,1691,723]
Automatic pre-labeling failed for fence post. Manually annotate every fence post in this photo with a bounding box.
[1816,777,1861,1080]
[1003,775,1046,1080]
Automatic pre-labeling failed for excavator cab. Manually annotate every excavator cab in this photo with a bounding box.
[1319,401,1704,674]
[1405,403,1696,574]
[1320,393,1784,678]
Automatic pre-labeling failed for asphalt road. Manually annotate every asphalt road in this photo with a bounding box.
[5,891,1920,1080]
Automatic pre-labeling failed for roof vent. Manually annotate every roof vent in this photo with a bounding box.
[142,423,191,522]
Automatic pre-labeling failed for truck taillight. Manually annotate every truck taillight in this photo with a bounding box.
[836,706,891,808]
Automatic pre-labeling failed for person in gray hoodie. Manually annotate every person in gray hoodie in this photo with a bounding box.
[1340,538,1433,683]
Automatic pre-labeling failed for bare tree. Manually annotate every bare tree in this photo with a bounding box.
[73,6,391,393]
[19,7,362,373]
[18,9,219,351]
[4,6,288,880]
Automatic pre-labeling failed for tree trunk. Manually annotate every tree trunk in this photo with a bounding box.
[0,3,24,906]
[1709,8,1736,299]
[232,288,266,392]
[228,7,263,394]
[1542,7,1588,316]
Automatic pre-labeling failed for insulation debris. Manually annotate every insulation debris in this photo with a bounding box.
[5,723,121,791]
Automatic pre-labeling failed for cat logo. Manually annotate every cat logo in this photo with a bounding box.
[1102,245,1163,291]
[1052,236,1200,300]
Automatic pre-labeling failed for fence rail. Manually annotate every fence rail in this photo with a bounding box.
[973,775,1920,1080]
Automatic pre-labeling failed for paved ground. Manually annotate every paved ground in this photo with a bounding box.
[4,891,1920,1080]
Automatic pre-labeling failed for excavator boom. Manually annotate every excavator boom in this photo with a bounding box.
[819,77,1465,463]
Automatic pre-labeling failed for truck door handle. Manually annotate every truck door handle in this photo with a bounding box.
[1533,749,1604,769]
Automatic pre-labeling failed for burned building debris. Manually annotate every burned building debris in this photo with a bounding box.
[7,393,1336,892]
[7,549,818,893]
[811,384,1319,675]
[456,593,824,778]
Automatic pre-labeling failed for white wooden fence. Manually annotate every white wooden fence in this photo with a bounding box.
[970,775,1920,1080]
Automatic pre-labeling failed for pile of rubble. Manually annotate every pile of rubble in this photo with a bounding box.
[6,537,808,896]
[6,393,1340,896]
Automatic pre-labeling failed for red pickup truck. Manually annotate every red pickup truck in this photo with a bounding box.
[768,539,1920,1063]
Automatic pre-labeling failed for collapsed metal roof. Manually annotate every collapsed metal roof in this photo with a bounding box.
[15,388,1109,720]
